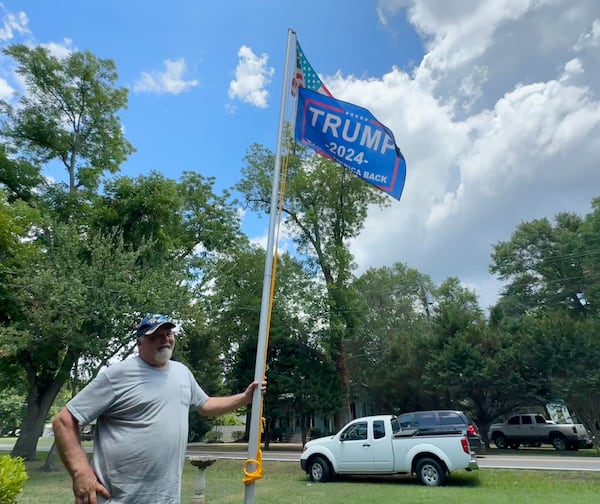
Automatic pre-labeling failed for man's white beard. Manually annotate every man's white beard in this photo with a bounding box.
[155,347,173,365]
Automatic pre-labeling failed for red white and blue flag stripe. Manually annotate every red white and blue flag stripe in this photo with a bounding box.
[292,41,332,97]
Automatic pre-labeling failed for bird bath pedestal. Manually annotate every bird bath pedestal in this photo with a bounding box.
[188,456,217,504]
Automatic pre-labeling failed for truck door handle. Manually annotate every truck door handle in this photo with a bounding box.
[362,443,371,447]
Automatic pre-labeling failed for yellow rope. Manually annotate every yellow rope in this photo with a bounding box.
[242,153,290,485]
[242,417,266,484]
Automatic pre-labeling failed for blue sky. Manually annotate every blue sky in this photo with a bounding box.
[2,1,600,309]
[2,1,421,192]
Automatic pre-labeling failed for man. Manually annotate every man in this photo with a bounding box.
[53,314,265,504]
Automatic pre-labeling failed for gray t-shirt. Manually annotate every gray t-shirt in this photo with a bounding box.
[67,355,209,504]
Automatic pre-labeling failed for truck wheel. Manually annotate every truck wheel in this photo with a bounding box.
[551,434,568,451]
[308,456,331,483]
[416,457,445,487]
[493,433,508,449]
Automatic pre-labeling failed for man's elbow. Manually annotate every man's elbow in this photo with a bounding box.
[196,402,210,417]
[52,408,77,436]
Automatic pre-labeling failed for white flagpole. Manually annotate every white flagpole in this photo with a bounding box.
[244,28,295,504]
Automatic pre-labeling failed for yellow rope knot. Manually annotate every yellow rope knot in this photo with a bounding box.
[242,450,263,484]
[242,417,266,484]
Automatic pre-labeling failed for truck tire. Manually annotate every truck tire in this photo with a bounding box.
[493,433,509,449]
[551,434,568,451]
[416,457,446,487]
[308,456,331,483]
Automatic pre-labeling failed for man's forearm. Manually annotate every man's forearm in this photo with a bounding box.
[198,393,250,416]
[52,408,94,478]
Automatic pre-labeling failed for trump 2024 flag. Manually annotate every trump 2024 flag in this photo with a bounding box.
[294,86,407,200]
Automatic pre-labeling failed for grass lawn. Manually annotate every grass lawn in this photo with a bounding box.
[4,449,600,504]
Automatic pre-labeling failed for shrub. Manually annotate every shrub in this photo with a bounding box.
[204,430,223,443]
[220,413,244,426]
[188,411,213,442]
[232,430,245,442]
[0,455,28,504]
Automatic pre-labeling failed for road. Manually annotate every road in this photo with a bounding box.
[476,453,600,471]
[3,442,600,472]
[185,446,600,472]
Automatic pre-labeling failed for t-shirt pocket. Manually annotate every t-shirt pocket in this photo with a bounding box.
[179,383,191,406]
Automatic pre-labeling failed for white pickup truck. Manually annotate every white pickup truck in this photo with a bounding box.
[300,414,478,486]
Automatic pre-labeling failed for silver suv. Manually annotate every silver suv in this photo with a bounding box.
[397,410,484,453]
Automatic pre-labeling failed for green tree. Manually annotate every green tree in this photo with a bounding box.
[264,338,342,447]
[0,45,134,197]
[578,197,600,315]
[1,223,189,459]
[172,303,225,443]
[487,198,600,438]
[433,277,485,342]
[0,44,140,459]
[422,279,533,444]
[91,171,241,268]
[236,143,389,427]
[348,263,435,413]
[0,387,25,436]
[200,243,335,442]
[201,241,325,382]
[0,45,244,459]
[490,205,598,319]
[0,189,41,325]
[201,244,264,378]
[0,149,43,204]
[424,323,531,446]
[513,312,600,434]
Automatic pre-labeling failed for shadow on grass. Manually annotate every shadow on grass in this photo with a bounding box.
[330,471,481,488]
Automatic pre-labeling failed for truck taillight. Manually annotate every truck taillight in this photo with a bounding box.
[461,437,470,454]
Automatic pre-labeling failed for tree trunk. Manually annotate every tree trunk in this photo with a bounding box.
[11,380,62,460]
[333,350,351,430]
[328,286,356,430]
[41,440,58,472]
[263,417,275,450]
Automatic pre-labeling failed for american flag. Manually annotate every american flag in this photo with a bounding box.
[292,41,332,97]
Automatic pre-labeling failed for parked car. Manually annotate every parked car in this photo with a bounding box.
[300,415,478,486]
[488,413,594,451]
[396,410,484,453]
[80,423,95,441]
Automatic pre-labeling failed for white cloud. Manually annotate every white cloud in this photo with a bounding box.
[0,7,29,41]
[574,18,600,51]
[346,0,600,309]
[41,38,74,59]
[560,58,584,84]
[228,45,274,108]
[0,76,13,100]
[134,58,198,95]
